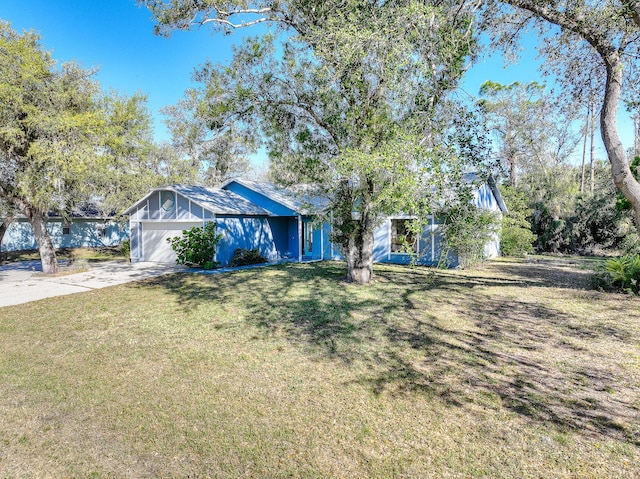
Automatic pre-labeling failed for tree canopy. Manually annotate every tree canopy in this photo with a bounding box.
[0,22,190,272]
[478,81,580,187]
[0,21,105,273]
[161,88,252,186]
[143,0,488,283]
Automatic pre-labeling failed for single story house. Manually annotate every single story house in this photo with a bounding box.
[1,204,129,253]
[125,176,507,267]
[124,182,331,265]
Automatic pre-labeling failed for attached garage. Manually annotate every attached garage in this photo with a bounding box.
[125,185,278,265]
[139,221,203,263]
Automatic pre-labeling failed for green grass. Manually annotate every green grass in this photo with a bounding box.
[1,258,639,478]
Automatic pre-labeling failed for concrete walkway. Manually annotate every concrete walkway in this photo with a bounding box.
[0,260,189,308]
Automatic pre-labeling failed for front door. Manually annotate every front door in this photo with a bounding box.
[302,219,313,256]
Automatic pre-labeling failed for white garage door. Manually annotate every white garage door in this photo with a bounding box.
[141,222,203,263]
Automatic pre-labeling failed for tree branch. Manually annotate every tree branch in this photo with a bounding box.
[501,0,617,60]
[622,0,640,29]
[201,16,270,29]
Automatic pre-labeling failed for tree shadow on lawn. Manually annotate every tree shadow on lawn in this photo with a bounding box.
[479,257,597,290]
[135,260,640,445]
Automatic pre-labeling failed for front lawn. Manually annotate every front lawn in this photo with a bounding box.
[0,258,638,477]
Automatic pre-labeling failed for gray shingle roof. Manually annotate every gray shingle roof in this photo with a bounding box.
[171,185,271,215]
[225,179,329,215]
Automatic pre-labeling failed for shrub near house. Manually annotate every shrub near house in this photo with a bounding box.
[231,248,269,267]
[166,222,222,269]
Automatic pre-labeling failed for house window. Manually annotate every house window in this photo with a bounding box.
[161,191,175,211]
[98,225,107,239]
[62,222,71,235]
[391,219,417,254]
[303,220,313,255]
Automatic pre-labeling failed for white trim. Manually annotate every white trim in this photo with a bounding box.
[387,218,391,260]
[135,219,209,224]
[298,215,302,262]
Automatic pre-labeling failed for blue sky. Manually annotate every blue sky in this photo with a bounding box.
[1,0,631,166]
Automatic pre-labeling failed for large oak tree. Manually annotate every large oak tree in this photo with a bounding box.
[0,22,179,272]
[142,0,483,283]
[0,22,103,273]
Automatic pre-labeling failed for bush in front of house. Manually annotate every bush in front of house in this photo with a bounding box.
[499,185,535,256]
[120,239,131,259]
[440,202,500,269]
[167,222,223,269]
[230,248,269,267]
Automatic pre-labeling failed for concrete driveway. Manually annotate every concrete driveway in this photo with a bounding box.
[0,260,188,308]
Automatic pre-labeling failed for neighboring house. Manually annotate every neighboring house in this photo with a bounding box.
[0,205,129,253]
[125,176,507,267]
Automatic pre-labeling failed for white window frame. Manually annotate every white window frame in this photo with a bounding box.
[389,217,418,255]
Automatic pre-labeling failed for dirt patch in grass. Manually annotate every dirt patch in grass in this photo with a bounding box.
[0,257,638,477]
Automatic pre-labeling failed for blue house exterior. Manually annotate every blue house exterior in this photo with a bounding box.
[1,213,129,253]
[125,177,506,267]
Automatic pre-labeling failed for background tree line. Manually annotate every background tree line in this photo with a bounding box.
[479,79,639,256]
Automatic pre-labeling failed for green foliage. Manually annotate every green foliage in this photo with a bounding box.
[615,156,640,211]
[478,81,580,187]
[595,255,640,295]
[161,88,252,186]
[94,92,164,216]
[0,21,103,213]
[498,185,535,256]
[517,162,637,255]
[440,200,500,269]
[518,164,579,253]
[166,222,222,268]
[230,248,269,267]
[120,239,131,258]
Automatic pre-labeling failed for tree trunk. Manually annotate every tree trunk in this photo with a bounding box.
[345,226,374,284]
[0,219,11,260]
[634,114,640,158]
[25,206,59,274]
[0,220,10,247]
[580,105,589,193]
[601,58,640,230]
[344,186,375,285]
[590,103,596,194]
[508,156,517,188]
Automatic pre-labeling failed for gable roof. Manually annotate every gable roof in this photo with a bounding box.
[485,175,508,214]
[465,173,508,214]
[221,178,329,215]
[123,185,271,216]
